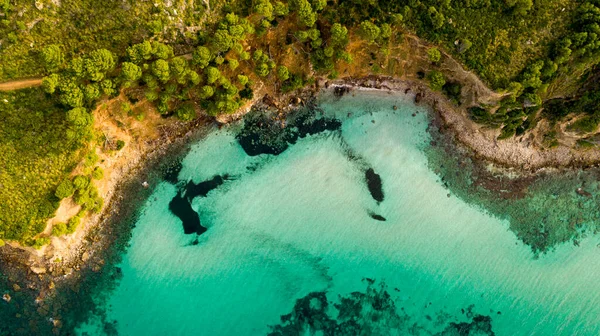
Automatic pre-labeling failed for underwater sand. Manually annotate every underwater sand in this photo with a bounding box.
[78,91,600,335]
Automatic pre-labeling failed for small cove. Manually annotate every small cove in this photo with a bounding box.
[75,90,600,335]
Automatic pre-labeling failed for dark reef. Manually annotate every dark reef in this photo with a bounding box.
[369,212,387,221]
[236,106,341,156]
[184,174,230,201]
[267,279,496,336]
[163,161,183,184]
[168,193,206,235]
[365,168,384,203]
[166,174,232,236]
[441,315,496,335]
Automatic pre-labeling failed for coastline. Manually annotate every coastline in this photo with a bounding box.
[1,74,599,334]
[327,76,600,172]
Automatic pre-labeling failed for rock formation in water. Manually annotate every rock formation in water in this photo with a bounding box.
[365,168,384,203]
[167,174,233,236]
[185,175,230,201]
[437,315,495,336]
[163,161,183,184]
[369,212,387,221]
[268,279,496,336]
[237,107,341,156]
[168,193,206,235]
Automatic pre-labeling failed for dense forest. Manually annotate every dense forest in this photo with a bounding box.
[1,0,600,246]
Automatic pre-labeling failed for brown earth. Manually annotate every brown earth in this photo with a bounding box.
[0,78,43,91]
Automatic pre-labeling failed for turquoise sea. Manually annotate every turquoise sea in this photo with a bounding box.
[77,91,600,335]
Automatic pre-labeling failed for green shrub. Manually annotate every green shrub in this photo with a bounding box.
[92,167,104,180]
[427,47,442,63]
[52,222,68,236]
[31,237,50,249]
[73,175,90,190]
[427,70,445,91]
[55,179,75,199]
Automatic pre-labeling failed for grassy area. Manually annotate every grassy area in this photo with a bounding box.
[0,88,85,244]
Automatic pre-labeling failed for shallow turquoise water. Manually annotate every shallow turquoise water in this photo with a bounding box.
[79,92,600,335]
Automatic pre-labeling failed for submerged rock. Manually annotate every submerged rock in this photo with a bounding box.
[168,193,206,235]
[163,161,183,184]
[438,314,495,336]
[236,107,341,157]
[365,168,384,203]
[185,175,230,201]
[268,280,496,336]
[369,212,387,221]
[333,85,351,97]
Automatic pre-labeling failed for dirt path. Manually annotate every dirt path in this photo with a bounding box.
[0,78,43,91]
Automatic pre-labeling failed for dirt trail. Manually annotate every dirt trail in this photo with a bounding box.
[0,78,43,91]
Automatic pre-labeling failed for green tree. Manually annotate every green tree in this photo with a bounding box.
[193,46,212,68]
[427,70,446,91]
[66,107,92,128]
[176,103,196,121]
[380,24,392,40]
[68,57,85,78]
[228,59,240,70]
[330,23,349,48]
[212,30,235,53]
[121,62,142,82]
[312,0,327,11]
[277,65,290,81]
[428,7,445,29]
[427,47,442,63]
[237,74,249,86]
[84,83,101,101]
[151,41,174,60]
[205,67,221,84]
[59,81,84,108]
[127,41,153,64]
[359,21,380,42]
[458,39,472,53]
[255,63,270,77]
[55,179,75,199]
[295,0,317,27]
[73,175,90,190]
[41,44,64,72]
[152,59,171,83]
[170,57,188,81]
[101,79,115,96]
[200,85,215,98]
[85,49,116,82]
[188,71,201,86]
[274,1,289,16]
[42,74,60,94]
[506,0,532,16]
[53,222,68,236]
[255,0,274,20]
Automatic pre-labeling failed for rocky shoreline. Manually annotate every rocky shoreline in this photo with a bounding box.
[0,84,317,335]
[1,74,598,334]
[327,75,600,172]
